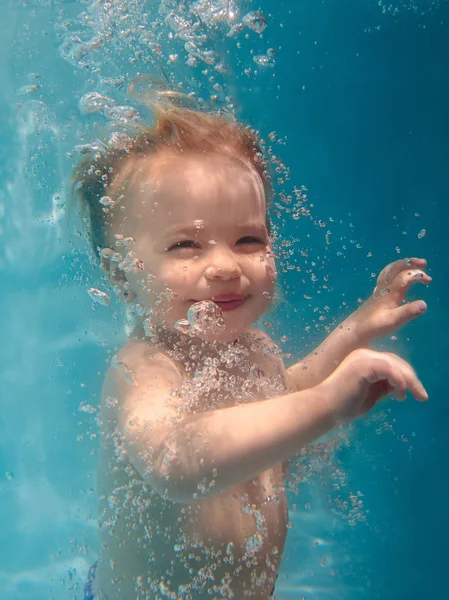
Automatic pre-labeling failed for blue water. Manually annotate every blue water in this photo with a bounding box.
[0,1,448,599]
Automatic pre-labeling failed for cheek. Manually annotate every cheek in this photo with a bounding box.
[158,261,197,292]
[128,269,153,292]
[265,256,277,281]
[253,252,277,284]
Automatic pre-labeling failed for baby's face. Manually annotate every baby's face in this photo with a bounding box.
[112,153,276,342]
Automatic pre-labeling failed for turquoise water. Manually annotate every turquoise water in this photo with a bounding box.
[0,1,447,599]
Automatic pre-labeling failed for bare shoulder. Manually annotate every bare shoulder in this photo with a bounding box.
[112,338,181,375]
[245,326,282,356]
[101,338,184,414]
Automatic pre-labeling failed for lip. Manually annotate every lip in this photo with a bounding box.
[188,294,248,313]
[210,294,248,312]
[210,293,245,302]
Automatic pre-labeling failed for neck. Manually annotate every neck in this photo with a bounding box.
[129,317,251,365]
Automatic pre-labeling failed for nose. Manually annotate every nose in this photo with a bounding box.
[203,247,242,281]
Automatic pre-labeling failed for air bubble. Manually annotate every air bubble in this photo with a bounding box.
[227,23,244,37]
[118,252,144,273]
[242,11,268,34]
[79,403,97,414]
[143,317,156,339]
[59,34,105,67]
[166,14,197,42]
[174,319,191,335]
[186,55,198,67]
[116,236,136,248]
[74,141,108,156]
[104,396,118,408]
[108,132,133,150]
[104,105,139,124]
[187,301,225,334]
[99,196,117,208]
[88,288,111,306]
[214,61,228,75]
[253,54,276,68]
[191,0,238,27]
[111,355,137,386]
[18,84,40,96]
[79,92,115,115]
[245,534,263,553]
[185,41,217,65]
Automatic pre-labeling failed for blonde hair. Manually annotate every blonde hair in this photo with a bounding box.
[72,97,272,254]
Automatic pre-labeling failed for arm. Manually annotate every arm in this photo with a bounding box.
[161,387,332,502]
[286,315,367,392]
[104,342,335,504]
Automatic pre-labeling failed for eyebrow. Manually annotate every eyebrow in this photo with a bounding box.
[164,222,267,236]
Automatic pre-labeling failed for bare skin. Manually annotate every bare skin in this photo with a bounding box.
[97,330,290,600]
[93,152,431,599]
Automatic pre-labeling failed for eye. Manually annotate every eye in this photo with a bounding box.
[168,240,199,251]
[237,236,266,245]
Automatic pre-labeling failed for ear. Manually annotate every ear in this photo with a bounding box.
[99,248,136,303]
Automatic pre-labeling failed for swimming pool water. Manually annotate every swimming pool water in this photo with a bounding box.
[1,1,448,599]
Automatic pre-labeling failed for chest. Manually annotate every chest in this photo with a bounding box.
[179,345,287,412]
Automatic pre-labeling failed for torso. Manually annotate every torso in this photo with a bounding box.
[96,330,290,600]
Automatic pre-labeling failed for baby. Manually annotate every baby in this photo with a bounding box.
[73,102,431,600]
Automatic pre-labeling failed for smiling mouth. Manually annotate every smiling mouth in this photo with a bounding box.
[189,295,249,312]
[211,297,247,312]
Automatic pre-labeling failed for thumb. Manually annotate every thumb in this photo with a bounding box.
[392,300,427,329]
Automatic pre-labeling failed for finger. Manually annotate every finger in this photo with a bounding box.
[403,369,429,402]
[377,257,428,287]
[385,368,407,401]
[406,257,427,267]
[393,269,432,290]
[368,355,407,400]
[379,353,414,400]
[386,300,428,329]
[386,269,431,305]
[384,353,429,402]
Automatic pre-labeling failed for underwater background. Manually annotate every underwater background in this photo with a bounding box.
[0,1,447,598]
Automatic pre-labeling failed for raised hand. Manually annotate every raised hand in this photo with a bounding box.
[319,348,428,424]
[351,257,431,341]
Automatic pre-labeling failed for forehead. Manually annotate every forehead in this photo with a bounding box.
[128,153,267,231]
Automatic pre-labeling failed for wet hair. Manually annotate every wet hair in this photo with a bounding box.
[72,97,273,255]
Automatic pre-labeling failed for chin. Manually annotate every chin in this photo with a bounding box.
[163,300,266,343]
